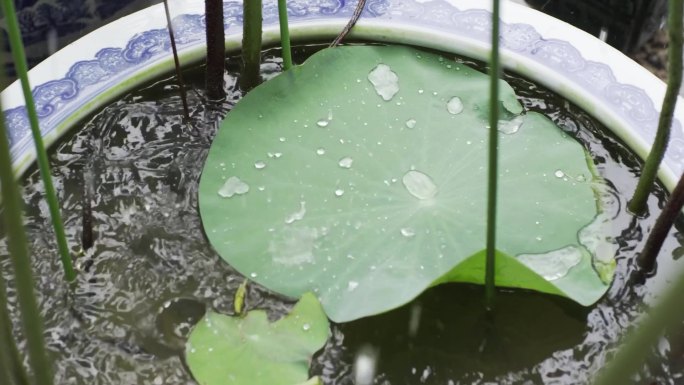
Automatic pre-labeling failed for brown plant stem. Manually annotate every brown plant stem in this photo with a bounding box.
[637,171,684,273]
[330,0,367,47]
[205,0,226,100]
[163,0,192,122]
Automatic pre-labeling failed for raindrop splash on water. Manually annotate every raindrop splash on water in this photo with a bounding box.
[347,281,359,291]
[354,345,378,385]
[446,96,464,115]
[402,170,438,200]
[405,119,417,129]
[218,176,250,198]
[408,303,422,337]
[368,64,400,101]
[317,119,330,128]
[335,189,345,197]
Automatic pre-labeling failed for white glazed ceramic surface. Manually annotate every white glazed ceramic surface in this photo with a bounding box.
[1,0,682,190]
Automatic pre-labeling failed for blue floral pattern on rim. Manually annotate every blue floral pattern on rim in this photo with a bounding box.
[2,0,682,177]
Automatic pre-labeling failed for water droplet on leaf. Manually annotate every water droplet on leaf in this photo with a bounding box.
[338,157,354,169]
[368,64,399,101]
[447,96,464,115]
[218,177,249,198]
[402,170,438,200]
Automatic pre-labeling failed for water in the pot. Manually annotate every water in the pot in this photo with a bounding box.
[1,44,684,385]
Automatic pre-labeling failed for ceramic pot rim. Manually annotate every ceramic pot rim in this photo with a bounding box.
[1,0,681,190]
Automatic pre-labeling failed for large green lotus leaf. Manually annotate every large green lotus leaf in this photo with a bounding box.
[186,292,328,385]
[199,45,614,322]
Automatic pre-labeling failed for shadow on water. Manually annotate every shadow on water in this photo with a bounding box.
[338,284,588,382]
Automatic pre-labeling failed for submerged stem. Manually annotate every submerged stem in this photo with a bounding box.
[205,0,227,100]
[628,0,683,214]
[277,0,293,70]
[0,96,54,385]
[484,0,501,311]
[163,0,192,121]
[242,0,263,89]
[330,0,367,47]
[0,0,75,282]
[637,171,684,272]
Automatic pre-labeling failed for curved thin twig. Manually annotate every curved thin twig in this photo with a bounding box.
[330,0,367,47]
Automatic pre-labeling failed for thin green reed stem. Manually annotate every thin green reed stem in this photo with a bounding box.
[0,0,76,282]
[0,273,30,385]
[242,0,263,89]
[593,258,684,384]
[0,105,54,385]
[277,0,292,70]
[628,0,683,215]
[484,0,501,311]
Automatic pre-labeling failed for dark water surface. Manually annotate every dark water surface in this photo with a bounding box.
[2,44,684,385]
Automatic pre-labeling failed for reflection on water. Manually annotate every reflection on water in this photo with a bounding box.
[1,46,684,385]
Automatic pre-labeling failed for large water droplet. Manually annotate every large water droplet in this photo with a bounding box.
[218,176,249,198]
[338,157,354,169]
[447,96,464,114]
[402,170,438,200]
[254,161,266,169]
[405,119,417,129]
[368,64,399,101]
[302,323,311,331]
[335,189,345,197]
[317,119,329,128]
[554,170,565,178]
[497,115,524,134]
[285,201,307,224]
[516,246,582,280]
[348,281,359,291]
[316,148,326,155]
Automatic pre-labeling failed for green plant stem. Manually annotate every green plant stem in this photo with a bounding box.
[0,274,30,385]
[628,0,683,215]
[0,103,54,385]
[484,0,501,311]
[242,0,263,89]
[163,0,193,118]
[593,260,684,384]
[277,0,293,70]
[0,0,76,282]
[205,0,227,100]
